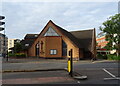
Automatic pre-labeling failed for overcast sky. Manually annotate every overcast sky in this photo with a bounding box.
[1,1,119,39]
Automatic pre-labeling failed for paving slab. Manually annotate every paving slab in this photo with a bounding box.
[2,71,77,84]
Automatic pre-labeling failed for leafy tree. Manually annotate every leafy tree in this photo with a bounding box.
[100,13,120,56]
[14,42,23,53]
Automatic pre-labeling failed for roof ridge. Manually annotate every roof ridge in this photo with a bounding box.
[26,34,38,35]
[70,29,94,32]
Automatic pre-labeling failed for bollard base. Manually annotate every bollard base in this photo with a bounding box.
[72,71,87,80]
[73,76,87,80]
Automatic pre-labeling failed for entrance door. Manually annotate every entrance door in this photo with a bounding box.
[35,43,39,57]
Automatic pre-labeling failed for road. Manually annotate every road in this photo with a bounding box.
[2,58,120,85]
[74,61,120,84]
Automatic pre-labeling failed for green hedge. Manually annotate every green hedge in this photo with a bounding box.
[97,53,120,60]
[15,53,26,57]
[8,53,16,57]
[107,54,120,60]
[8,53,26,58]
[97,53,107,59]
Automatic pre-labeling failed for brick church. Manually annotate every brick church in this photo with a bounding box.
[21,20,96,60]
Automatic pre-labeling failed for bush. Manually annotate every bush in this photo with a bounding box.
[97,53,107,59]
[107,54,120,60]
[15,53,26,57]
[8,53,16,57]
[8,53,26,58]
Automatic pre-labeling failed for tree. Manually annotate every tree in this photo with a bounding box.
[100,13,120,56]
[14,42,23,53]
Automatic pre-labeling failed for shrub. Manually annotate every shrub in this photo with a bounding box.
[8,53,26,58]
[8,53,16,57]
[97,53,107,59]
[107,54,120,60]
[15,53,26,58]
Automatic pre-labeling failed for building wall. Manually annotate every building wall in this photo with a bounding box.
[28,46,35,57]
[28,39,38,57]
[97,34,117,55]
[8,39,15,52]
[39,37,46,57]
[96,34,109,54]
[44,36,62,58]
[96,36,108,48]
[0,33,8,56]
[61,36,80,59]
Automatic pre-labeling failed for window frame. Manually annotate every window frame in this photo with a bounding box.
[50,49,57,55]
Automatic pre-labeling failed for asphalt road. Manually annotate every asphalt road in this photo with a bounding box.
[2,59,120,85]
[73,61,120,84]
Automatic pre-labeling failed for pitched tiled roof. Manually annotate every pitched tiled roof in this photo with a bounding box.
[24,34,38,40]
[70,29,93,39]
[20,39,34,50]
[54,24,83,48]
[21,34,38,50]
[70,29,94,51]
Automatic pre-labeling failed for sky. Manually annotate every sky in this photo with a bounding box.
[0,0,119,39]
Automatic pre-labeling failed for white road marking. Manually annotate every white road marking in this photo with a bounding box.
[103,68,116,78]
[103,68,120,80]
[104,77,120,80]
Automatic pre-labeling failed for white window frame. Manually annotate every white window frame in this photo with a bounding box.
[50,49,57,55]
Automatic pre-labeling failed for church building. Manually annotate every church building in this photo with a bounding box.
[21,20,96,60]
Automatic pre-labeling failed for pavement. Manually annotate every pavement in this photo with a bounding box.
[2,70,78,84]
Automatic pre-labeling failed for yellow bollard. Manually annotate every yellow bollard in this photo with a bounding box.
[68,58,71,73]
